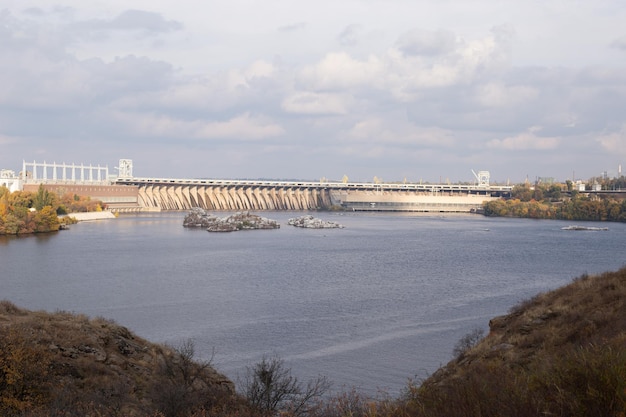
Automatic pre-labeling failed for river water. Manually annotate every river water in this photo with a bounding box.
[1,212,625,396]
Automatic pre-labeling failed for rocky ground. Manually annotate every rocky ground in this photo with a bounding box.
[183,208,280,232]
[287,214,345,228]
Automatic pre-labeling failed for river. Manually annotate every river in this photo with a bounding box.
[1,211,625,396]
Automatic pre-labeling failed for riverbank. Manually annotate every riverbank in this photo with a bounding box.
[64,211,116,221]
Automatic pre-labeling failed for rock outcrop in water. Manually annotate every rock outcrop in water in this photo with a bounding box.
[183,208,280,232]
[287,215,345,229]
[561,225,609,231]
[183,207,219,228]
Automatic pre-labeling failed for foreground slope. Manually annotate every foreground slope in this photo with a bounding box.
[0,302,242,416]
[402,267,626,417]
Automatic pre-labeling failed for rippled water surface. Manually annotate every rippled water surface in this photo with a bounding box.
[2,212,625,395]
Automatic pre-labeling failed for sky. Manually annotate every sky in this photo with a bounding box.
[1,1,625,184]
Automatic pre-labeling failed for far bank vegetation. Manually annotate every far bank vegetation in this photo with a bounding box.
[483,178,626,222]
[0,185,104,235]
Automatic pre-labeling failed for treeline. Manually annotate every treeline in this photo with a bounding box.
[483,183,626,222]
[0,185,104,235]
[585,175,626,191]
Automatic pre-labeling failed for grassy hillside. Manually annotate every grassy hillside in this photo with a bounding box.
[0,302,243,416]
[398,267,626,417]
[2,267,626,416]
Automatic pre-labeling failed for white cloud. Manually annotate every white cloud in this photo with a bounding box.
[298,52,386,90]
[70,9,183,36]
[115,111,284,141]
[111,59,279,114]
[385,48,457,92]
[109,9,182,32]
[346,117,456,147]
[475,82,538,108]
[1,1,625,181]
[243,60,275,80]
[0,12,174,111]
[596,125,626,155]
[487,127,560,150]
[196,113,284,140]
[393,30,512,100]
[294,28,511,107]
[396,29,456,57]
[281,91,351,115]
[610,36,626,51]
[338,24,363,47]
[278,22,306,32]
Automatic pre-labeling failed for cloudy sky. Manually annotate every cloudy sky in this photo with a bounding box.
[1,1,625,183]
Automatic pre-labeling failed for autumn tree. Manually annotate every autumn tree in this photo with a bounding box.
[33,206,60,232]
[511,184,533,202]
[32,184,56,211]
[0,185,104,235]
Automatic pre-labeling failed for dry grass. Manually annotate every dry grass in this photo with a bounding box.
[398,266,626,417]
[0,301,238,416]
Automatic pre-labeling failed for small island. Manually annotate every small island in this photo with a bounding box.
[561,225,609,231]
[287,214,345,229]
[183,208,280,232]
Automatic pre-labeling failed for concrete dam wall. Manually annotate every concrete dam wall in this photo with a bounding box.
[336,190,499,212]
[134,183,498,212]
[137,184,334,210]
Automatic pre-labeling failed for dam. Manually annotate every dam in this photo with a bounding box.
[13,159,512,212]
[114,177,511,212]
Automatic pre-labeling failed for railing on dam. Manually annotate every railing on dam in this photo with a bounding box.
[114,177,513,211]
[115,177,513,193]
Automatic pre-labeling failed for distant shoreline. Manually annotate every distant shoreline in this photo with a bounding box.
[63,211,116,222]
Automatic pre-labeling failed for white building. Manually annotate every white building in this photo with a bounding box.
[0,169,23,192]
